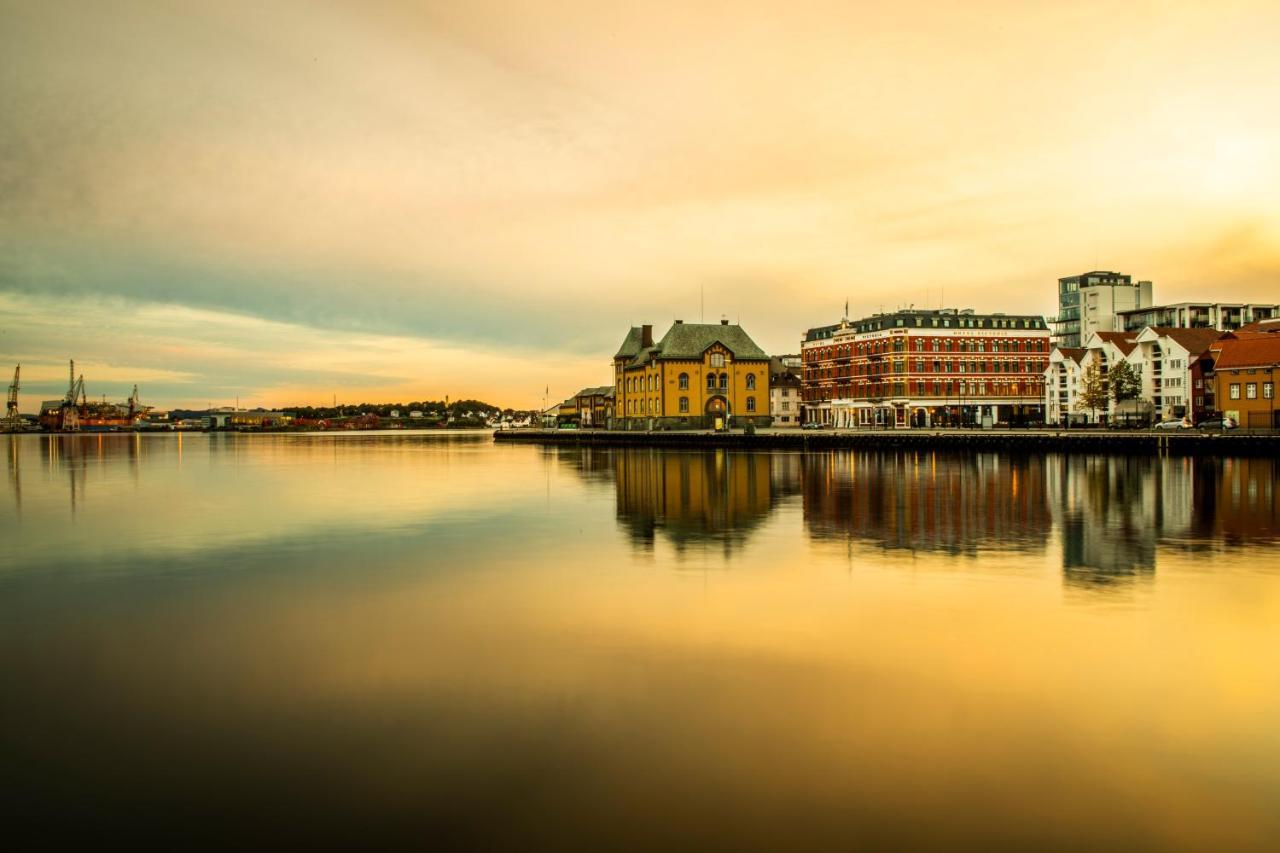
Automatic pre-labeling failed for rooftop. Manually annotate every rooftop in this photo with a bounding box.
[805,308,1047,340]
[1089,331,1139,356]
[1213,336,1280,370]
[620,321,768,366]
[1144,327,1224,357]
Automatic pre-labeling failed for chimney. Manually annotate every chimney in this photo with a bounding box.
[720,318,729,325]
[641,325,654,347]
[674,319,683,324]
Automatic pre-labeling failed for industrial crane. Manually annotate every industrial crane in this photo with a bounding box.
[58,359,86,431]
[3,364,19,429]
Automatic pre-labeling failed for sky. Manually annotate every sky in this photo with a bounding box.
[3,0,1279,410]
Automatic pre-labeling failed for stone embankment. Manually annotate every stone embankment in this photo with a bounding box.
[494,428,1279,456]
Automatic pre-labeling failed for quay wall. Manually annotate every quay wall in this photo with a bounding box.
[493,429,1280,457]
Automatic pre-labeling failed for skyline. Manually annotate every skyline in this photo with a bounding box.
[4,1,1280,409]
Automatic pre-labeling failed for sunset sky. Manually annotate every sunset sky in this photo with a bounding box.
[3,0,1279,409]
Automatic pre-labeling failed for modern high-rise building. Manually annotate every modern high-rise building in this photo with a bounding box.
[1050,271,1152,347]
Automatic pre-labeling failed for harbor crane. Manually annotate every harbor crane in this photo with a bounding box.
[3,364,19,429]
[57,359,87,431]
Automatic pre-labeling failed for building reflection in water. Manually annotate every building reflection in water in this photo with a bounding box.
[803,451,1052,557]
[1048,454,1278,589]
[572,445,1278,587]
[555,447,801,555]
[12,437,1277,587]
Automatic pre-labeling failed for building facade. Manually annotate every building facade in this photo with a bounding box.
[1050,271,1152,348]
[613,320,772,430]
[1118,302,1278,334]
[802,308,1051,429]
[769,356,803,427]
[1130,327,1223,423]
[1045,327,1223,426]
[1213,335,1280,429]
[555,386,615,427]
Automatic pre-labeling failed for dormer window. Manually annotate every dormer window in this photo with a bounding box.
[710,353,726,368]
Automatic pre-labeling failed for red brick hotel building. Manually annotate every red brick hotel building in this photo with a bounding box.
[801,308,1051,428]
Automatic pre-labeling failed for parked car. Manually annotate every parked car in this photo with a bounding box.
[1152,418,1192,431]
[1195,417,1237,431]
[801,421,823,430]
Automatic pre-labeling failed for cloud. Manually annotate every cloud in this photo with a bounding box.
[0,291,600,410]
[2,0,1279,404]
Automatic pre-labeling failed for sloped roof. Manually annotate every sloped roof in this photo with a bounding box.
[1147,327,1224,357]
[1235,318,1280,335]
[1213,336,1280,370]
[614,327,644,359]
[574,385,614,399]
[1053,348,1087,365]
[651,322,768,360]
[1091,331,1138,355]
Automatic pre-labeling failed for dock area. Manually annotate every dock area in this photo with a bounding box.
[494,428,1280,456]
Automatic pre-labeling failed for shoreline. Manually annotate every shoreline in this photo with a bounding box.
[493,428,1280,456]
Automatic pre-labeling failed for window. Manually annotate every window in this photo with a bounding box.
[781,401,790,411]
[706,373,716,390]
[1246,383,1257,399]
[746,396,756,412]
[719,374,728,390]
[710,353,726,368]
[678,373,689,390]
[679,396,689,413]
[746,374,756,390]
[1264,382,1273,399]
[1230,383,1241,400]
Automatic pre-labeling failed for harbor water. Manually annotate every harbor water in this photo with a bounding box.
[2,432,1278,849]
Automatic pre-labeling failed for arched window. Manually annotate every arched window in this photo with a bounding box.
[745,374,756,390]
[710,353,726,368]
[679,396,689,413]
[746,396,756,412]
[706,373,716,390]
[678,373,689,390]
[718,373,728,390]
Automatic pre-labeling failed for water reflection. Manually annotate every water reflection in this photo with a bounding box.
[12,437,1277,586]
[585,449,799,553]
[803,451,1051,556]
[5,434,1280,848]
[560,445,1279,586]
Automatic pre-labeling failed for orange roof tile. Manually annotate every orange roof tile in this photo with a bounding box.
[1213,336,1280,370]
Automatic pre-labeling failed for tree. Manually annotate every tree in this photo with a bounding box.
[1075,362,1108,423]
[1108,360,1142,423]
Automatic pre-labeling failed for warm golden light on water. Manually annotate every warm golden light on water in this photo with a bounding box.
[2,433,1278,848]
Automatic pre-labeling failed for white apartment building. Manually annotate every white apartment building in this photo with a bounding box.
[1045,347,1087,426]
[1046,326,1223,425]
[769,355,803,427]
[1117,302,1278,333]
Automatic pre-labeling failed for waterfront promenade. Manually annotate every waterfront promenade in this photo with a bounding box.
[494,427,1280,455]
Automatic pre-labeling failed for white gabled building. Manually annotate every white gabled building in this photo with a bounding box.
[1046,326,1224,426]
[1045,347,1088,426]
[1130,327,1223,423]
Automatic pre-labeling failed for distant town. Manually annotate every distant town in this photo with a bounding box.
[6,272,1279,434]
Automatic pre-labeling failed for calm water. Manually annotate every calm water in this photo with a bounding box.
[3,432,1279,849]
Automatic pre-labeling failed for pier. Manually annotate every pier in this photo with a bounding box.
[494,428,1280,456]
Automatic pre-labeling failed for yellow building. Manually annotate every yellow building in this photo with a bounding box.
[613,320,771,430]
